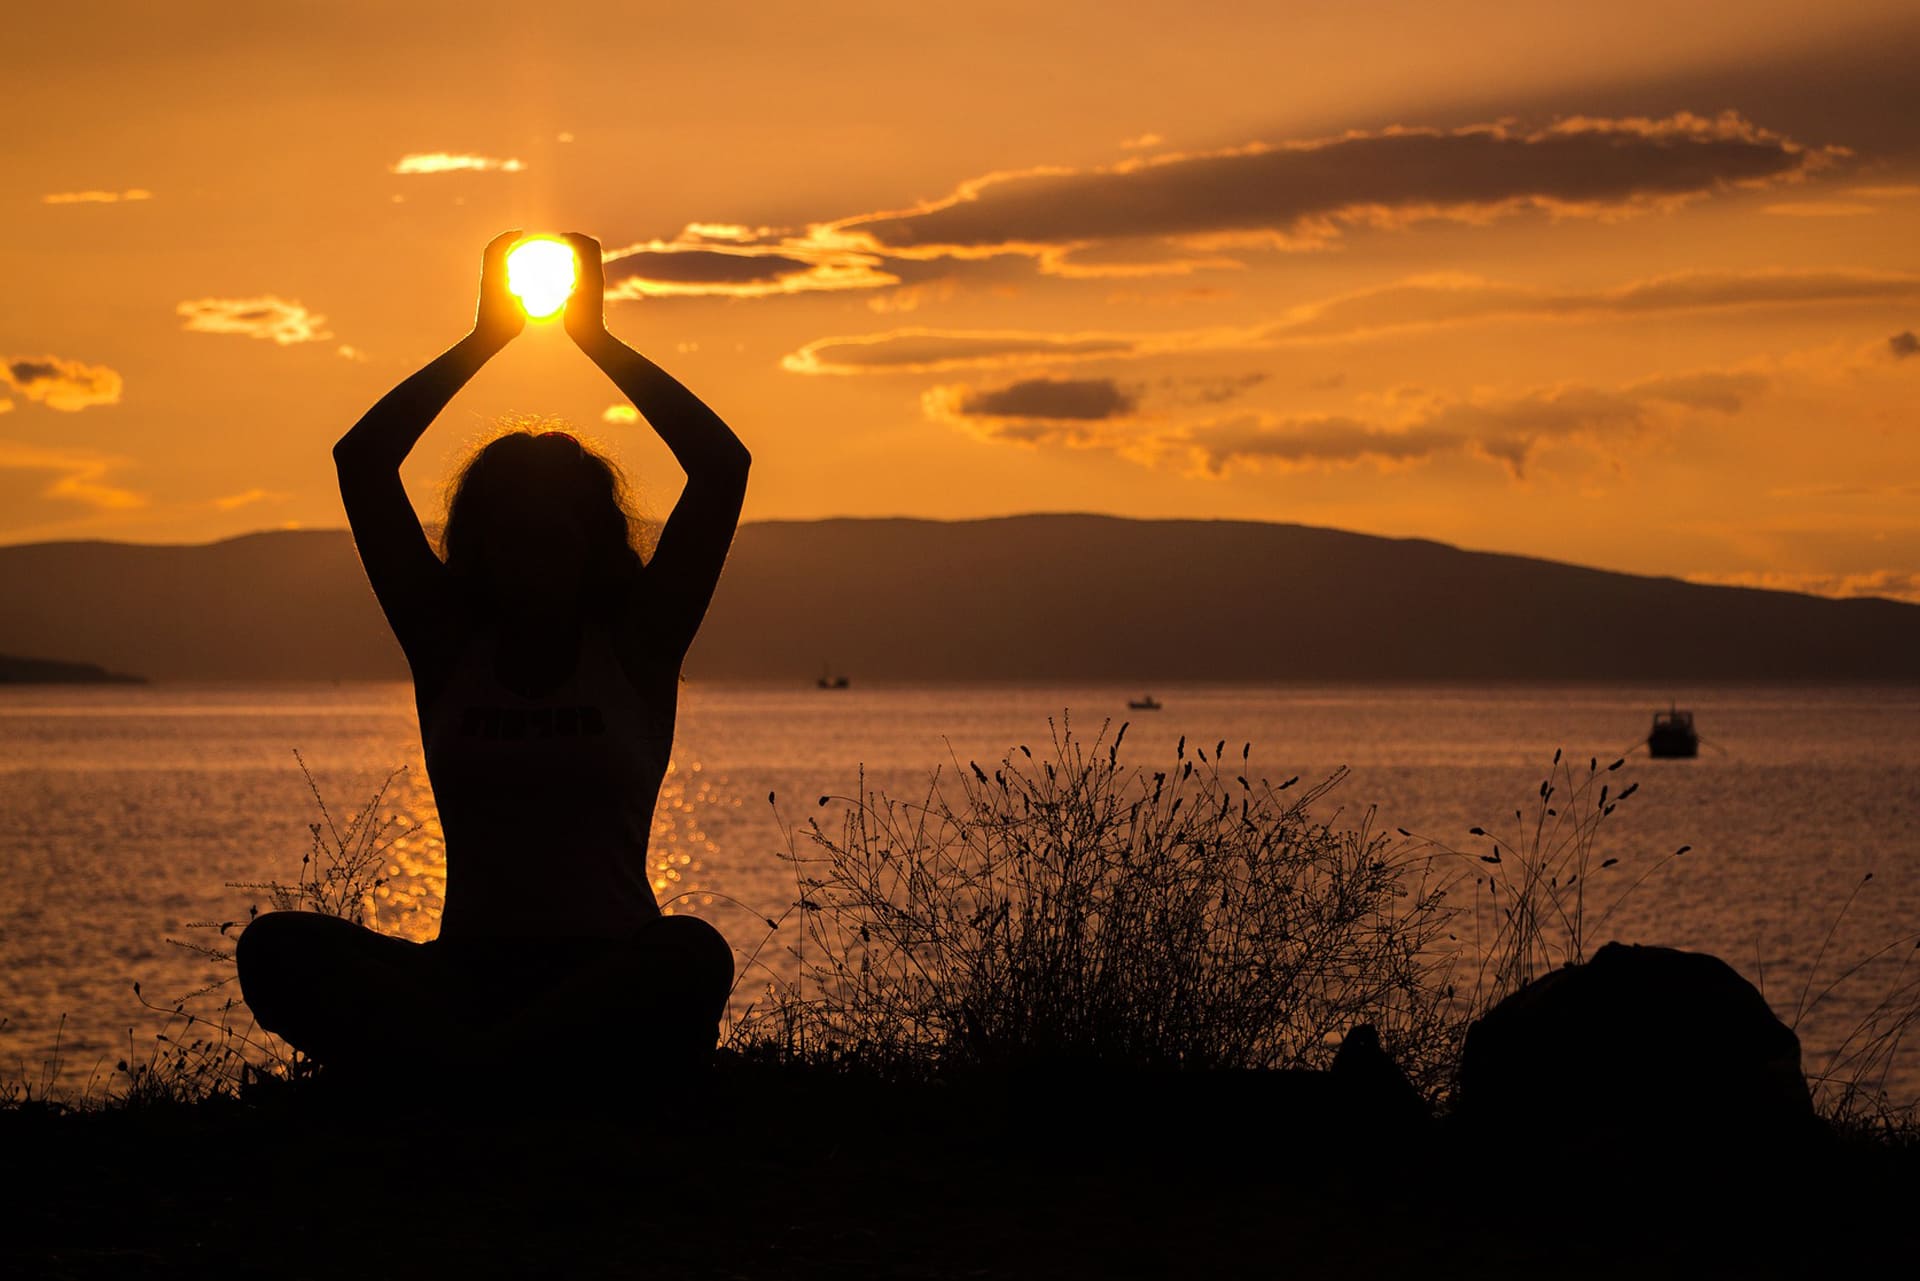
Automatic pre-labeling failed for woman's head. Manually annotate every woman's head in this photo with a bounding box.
[439,425,648,619]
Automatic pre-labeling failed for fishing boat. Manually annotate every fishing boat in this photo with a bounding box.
[1127,694,1162,710]
[1647,706,1699,759]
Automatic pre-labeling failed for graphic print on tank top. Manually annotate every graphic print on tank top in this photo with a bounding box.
[421,622,673,940]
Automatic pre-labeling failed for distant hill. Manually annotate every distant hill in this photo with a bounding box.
[0,653,144,684]
[0,516,1915,681]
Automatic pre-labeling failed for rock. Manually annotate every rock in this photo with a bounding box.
[1455,941,1817,1153]
[1331,1023,1432,1131]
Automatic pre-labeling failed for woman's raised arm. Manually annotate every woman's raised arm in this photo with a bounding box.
[333,230,524,669]
[562,232,751,663]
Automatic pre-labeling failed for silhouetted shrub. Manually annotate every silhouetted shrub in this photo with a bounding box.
[1785,869,1920,1132]
[114,752,417,1106]
[1399,749,1676,1009]
[740,717,1460,1092]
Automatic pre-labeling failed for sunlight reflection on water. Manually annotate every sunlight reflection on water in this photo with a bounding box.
[332,751,750,947]
[1,679,1916,1110]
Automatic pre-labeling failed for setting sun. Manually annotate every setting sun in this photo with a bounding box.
[505,237,576,319]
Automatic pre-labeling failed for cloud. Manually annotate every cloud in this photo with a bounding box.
[1629,370,1772,413]
[827,113,1836,272]
[2,355,124,411]
[1891,331,1920,359]
[1683,569,1920,605]
[1039,241,1245,280]
[622,249,817,285]
[1765,482,1920,498]
[389,153,524,174]
[612,112,1839,299]
[925,377,1139,424]
[1178,414,1460,474]
[925,372,1264,438]
[866,279,960,315]
[42,189,151,204]
[176,297,332,346]
[784,328,1140,375]
[1185,372,1269,404]
[211,487,288,511]
[1763,201,1879,216]
[940,370,1765,480]
[0,441,144,512]
[1208,371,1765,478]
[785,268,1920,374]
[1253,268,1920,350]
[1120,133,1165,150]
[1571,269,1920,314]
[602,225,896,299]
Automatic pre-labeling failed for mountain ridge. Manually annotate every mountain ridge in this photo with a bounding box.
[1,515,1914,682]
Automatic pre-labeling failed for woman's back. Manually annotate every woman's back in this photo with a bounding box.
[422,618,675,940]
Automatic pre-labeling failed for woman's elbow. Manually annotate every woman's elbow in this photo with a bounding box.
[333,435,397,473]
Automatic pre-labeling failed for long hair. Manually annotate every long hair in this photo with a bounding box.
[438,422,651,620]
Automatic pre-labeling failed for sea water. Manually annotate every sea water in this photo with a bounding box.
[2,681,1916,1106]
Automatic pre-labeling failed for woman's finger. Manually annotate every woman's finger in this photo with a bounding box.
[559,233,607,341]
[562,232,603,279]
[485,228,526,260]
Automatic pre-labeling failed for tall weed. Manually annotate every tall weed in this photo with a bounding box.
[736,717,1459,1092]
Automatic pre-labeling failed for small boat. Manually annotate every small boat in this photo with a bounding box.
[816,664,850,690]
[1647,706,1699,759]
[1127,694,1162,710]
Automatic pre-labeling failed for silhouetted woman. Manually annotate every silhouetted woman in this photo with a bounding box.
[236,231,747,1086]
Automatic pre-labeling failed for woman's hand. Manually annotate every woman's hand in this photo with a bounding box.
[562,231,609,349]
[470,229,526,351]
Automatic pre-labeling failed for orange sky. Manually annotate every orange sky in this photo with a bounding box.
[4,1,1918,601]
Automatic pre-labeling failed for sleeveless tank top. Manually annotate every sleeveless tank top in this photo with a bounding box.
[420,620,672,940]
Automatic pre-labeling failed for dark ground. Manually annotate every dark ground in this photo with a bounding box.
[7,1062,1918,1280]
